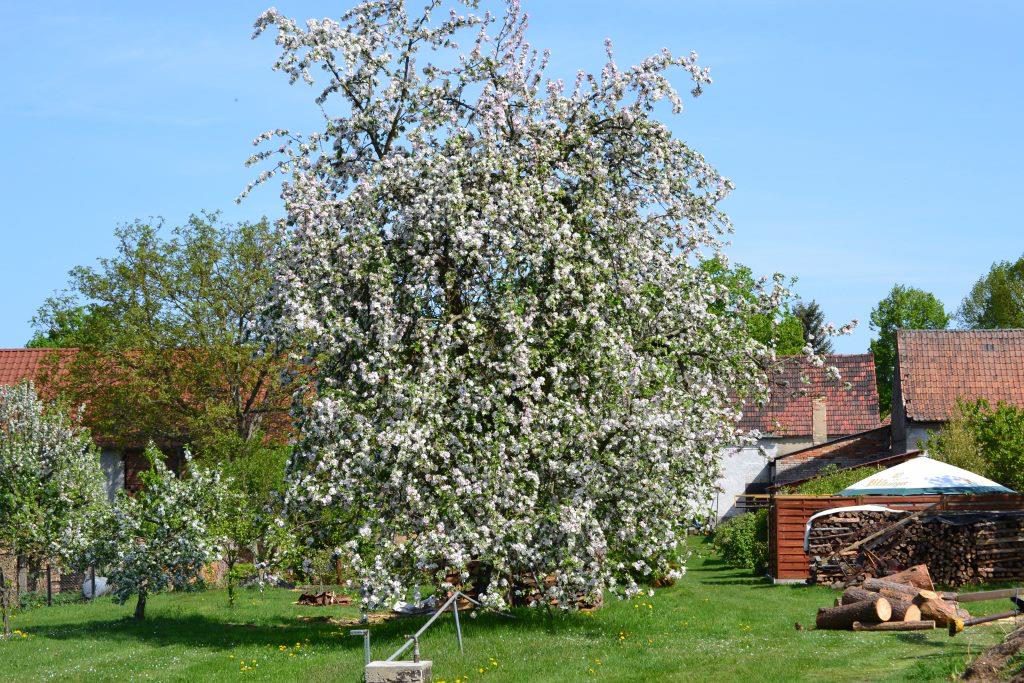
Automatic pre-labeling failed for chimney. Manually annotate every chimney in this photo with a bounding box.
[812,397,827,445]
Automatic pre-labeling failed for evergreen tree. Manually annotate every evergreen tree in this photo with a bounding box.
[792,300,833,355]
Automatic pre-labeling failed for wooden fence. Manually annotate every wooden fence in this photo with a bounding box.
[769,493,1024,580]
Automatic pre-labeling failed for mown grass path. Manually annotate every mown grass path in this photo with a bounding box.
[1,538,1015,681]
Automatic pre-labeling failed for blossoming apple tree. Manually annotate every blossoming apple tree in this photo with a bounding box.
[251,0,794,610]
[99,445,227,620]
[0,381,107,637]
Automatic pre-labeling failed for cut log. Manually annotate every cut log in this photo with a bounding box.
[841,587,880,605]
[864,581,937,602]
[816,598,892,630]
[916,598,960,627]
[884,564,934,591]
[890,600,922,622]
[852,620,936,632]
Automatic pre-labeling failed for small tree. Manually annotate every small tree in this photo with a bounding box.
[99,445,226,620]
[0,382,107,637]
[206,435,291,607]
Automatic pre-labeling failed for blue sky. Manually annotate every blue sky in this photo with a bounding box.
[2,1,1021,352]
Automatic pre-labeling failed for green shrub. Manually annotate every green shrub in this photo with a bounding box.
[782,463,887,495]
[18,591,83,610]
[927,399,1024,491]
[712,509,768,574]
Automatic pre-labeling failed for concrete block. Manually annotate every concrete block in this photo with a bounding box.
[365,660,432,682]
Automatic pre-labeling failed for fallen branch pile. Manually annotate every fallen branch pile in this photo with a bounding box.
[808,510,1024,588]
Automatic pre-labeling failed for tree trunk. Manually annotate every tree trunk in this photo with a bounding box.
[816,598,892,630]
[883,564,934,591]
[862,578,936,600]
[46,564,52,607]
[861,578,938,606]
[852,620,935,632]
[841,587,880,605]
[0,568,10,638]
[134,591,147,620]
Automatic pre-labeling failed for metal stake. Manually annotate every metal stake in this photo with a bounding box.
[452,598,464,655]
[405,634,421,663]
[350,629,372,666]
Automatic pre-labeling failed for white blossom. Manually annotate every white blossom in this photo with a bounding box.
[253,0,779,611]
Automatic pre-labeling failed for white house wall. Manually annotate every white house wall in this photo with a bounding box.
[715,442,776,520]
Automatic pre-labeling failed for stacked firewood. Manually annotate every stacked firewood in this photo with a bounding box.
[814,564,967,631]
[808,511,1024,588]
[296,591,352,606]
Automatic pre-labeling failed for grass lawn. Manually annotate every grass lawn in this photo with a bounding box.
[1,538,1018,682]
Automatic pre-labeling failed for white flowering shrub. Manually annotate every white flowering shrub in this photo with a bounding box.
[251,0,788,611]
[0,381,107,636]
[99,445,227,620]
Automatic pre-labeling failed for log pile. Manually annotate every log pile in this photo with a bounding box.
[813,564,964,632]
[296,591,352,606]
[807,510,1024,588]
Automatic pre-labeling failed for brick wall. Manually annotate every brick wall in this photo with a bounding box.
[772,426,892,487]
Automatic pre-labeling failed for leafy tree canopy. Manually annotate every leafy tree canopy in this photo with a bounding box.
[926,399,1024,492]
[868,285,949,416]
[702,258,806,356]
[958,255,1024,329]
[30,212,294,450]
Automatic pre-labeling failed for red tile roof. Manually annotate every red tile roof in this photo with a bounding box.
[897,329,1024,422]
[0,348,75,387]
[738,354,881,438]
